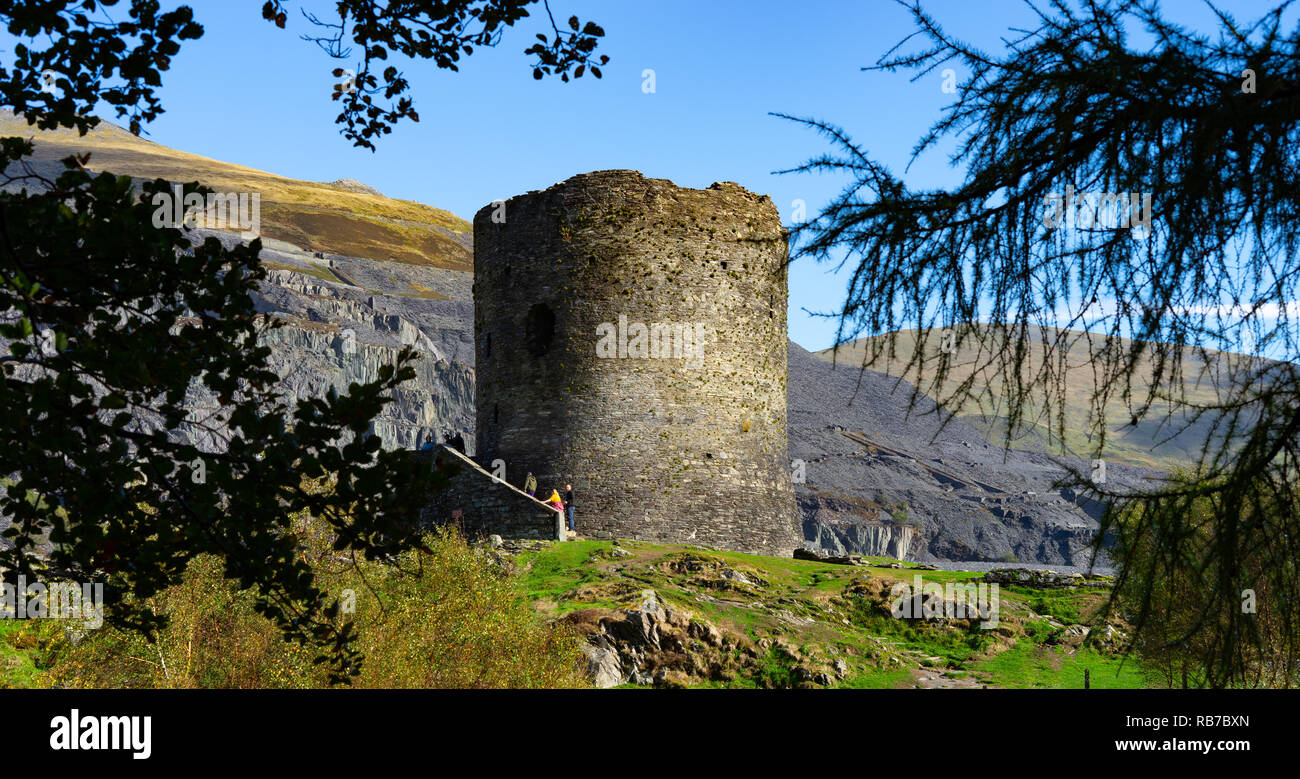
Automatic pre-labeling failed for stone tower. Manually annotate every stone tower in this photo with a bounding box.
[473,170,799,556]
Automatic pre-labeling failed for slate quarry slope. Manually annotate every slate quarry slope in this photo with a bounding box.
[786,342,1156,569]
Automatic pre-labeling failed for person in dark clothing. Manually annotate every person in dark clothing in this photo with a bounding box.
[523,472,537,497]
[442,429,465,453]
[563,484,575,532]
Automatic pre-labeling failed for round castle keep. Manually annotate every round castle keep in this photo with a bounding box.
[473,170,800,556]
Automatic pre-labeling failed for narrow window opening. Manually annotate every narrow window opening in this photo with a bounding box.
[525,303,556,357]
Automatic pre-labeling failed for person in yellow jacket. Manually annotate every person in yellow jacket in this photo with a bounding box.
[546,489,564,512]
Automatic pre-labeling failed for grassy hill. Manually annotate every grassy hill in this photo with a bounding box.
[521,538,1144,689]
[0,111,471,270]
[815,325,1268,471]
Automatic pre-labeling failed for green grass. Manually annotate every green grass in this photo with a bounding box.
[516,540,615,612]
[972,642,1147,688]
[838,666,916,689]
[0,622,41,688]
[1004,585,1109,625]
[869,567,987,584]
[744,649,801,689]
[842,600,996,666]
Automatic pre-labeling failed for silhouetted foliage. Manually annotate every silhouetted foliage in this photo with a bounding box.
[268,0,608,148]
[1116,473,1297,688]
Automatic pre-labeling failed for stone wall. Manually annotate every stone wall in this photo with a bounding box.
[417,446,566,541]
[472,170,800,556]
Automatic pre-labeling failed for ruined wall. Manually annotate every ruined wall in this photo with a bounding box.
[472,170,800,556]
[418,446,566,541]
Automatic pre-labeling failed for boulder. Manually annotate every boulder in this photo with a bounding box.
[688,619,722,647]
[982,568,1086,588]
[582,645,624,688]
[794,548,867,566]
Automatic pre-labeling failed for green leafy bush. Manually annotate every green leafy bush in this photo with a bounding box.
[35,521,588,689]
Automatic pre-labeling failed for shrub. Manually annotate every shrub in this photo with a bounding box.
[38,521,589,689]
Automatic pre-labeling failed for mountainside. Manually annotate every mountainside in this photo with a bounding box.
[0,111,471,270]
[2,115,1154,567]
[0,112,476,452]
[816,326,1265,472]
[788,343,1157,569]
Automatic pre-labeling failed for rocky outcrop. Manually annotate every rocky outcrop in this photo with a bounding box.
[982,568,1112,589]
[561,590,757,689]
[581,644,624,689]
[798,493,917,558]
[162,230,477,454]
[327,178,385,197]
[792,548,869,566]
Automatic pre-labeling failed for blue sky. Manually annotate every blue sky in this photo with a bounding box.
[8,0,1290,350]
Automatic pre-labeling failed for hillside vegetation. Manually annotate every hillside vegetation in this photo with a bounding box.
[3,524,586,689]
[0,111,471,270]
